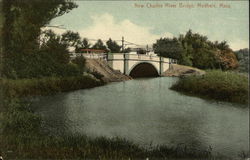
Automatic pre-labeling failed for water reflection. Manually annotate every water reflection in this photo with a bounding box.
[33,77,249,158]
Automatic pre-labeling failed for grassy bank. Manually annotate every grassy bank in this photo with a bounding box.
[171,70,249,105]
[1,134,216,160]
[0,75,105,98]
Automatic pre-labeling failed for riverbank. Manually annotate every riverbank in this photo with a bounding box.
[171,70,249,105]
[1,133,215,160]
[163,64,206,77]
[0,75,104,98]
[0,59,132,98]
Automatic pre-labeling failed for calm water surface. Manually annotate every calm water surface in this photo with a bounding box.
[34,77,249,158]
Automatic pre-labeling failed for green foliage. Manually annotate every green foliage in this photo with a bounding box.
[153,37,183,59]
[2,29,86,78]
[179,53,193,66]
[154,30,239,70]
[2,0,77,55]
[1,0,78,78]
[1,98,41,135]
[234,48,249,73]
[137,48,146,54]
[92,39,107,52]
[123,47,132,53]
[82,38,91,49]
[71,56,86,73]
[40,30,70,64]
[192,49,219,69]
[171,70,249,105]
[61,30,81,47]
[106,38,121,53]
[1,132,217,160]
[75,38,92,52]
[0,76,104,98]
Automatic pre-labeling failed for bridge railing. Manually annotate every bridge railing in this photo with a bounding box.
[106,53,178,64]
[127,54,161,61]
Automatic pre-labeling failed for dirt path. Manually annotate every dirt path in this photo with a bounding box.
[163,64,205,77]
[85,59,131,82]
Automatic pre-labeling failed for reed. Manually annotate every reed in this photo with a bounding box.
[0,75,105,98]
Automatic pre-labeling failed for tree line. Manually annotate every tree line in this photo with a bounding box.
[153,30,239,70]
[234,48,249,73]
[65,33,124,53]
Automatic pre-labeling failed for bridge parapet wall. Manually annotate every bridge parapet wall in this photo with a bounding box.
[107,53,176,76]
[112,53,124,59]
[127,54,161,62]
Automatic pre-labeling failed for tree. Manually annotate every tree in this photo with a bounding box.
[192,49,219,69]
[137,48,146,54]
[106,38,121,53]
[81,38,91,49]
[71,56,86,73]
[123,47,131,53]
[61,31,81,47]
[153,37,183,59]
[75,38,91,53]
[153,30,238,70]
[40,30,70,64]
[234,48,249,72]
[1,0,77,78]
[92,39,107,52]
[215,41,230,51]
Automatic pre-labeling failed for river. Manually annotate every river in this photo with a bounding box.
[33,77,249,158]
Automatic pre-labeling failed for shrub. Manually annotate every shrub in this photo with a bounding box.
[0,76,104,98]
[171,70,249,104]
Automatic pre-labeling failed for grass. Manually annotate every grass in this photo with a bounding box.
[171,70,249,105]
[0,75,105,98]
[0,134,220,160]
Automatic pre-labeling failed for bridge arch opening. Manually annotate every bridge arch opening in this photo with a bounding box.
[129,62,159,78]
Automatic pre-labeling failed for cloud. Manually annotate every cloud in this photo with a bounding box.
[41,26,66,35]
[44,13,248,51]
[78,13,173,46]
[229,40,249,51]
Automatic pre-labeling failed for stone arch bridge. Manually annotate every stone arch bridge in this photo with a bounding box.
[106,53,177,78]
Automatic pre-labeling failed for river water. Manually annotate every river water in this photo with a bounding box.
[34,77,249,158]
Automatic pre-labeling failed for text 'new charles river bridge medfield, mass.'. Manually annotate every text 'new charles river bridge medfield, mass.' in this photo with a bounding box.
[134,2,231,9]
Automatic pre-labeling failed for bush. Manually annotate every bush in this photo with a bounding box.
[171,70,249,104]
[1,99,41,135]
[0,76,104,98]
[71,56,86,73]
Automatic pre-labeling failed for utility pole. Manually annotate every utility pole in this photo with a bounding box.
[146,44,149,55]
[122,36,126,74]
[122,36,124,53]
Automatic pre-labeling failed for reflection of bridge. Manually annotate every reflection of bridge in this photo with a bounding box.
[107,53,177,78]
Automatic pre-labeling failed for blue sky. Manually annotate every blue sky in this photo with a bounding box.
[49,1,249,50]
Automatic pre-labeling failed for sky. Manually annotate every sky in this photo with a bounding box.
[48,1,249,50]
